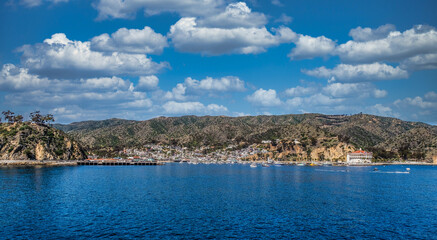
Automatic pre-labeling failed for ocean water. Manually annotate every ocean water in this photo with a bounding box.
[0,164,436,239]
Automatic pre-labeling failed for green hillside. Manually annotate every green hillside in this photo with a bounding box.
[54,113,437,161]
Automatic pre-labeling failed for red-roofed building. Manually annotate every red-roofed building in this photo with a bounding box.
[347,148,372,164]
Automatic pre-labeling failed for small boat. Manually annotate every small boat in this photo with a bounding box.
[261,163,270,167]
[297,163,305,166]
[250,163,257,168]
[373,168,379,171]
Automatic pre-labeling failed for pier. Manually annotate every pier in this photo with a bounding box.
[77,160,163,166]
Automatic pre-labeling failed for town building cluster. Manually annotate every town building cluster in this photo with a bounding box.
[118,144,269,163]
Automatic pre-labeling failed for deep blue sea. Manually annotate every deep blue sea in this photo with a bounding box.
[1,164,436,239]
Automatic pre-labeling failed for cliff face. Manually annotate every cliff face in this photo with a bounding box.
[243,138,356,162]
[0,123,87,160]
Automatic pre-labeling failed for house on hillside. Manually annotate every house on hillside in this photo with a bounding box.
[347,149,372,164]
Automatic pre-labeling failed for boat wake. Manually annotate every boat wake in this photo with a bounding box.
[315,169,348,172]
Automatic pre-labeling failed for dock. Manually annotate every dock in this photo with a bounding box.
[77,160,163,166]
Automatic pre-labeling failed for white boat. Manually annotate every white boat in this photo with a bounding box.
[250,163,257,168]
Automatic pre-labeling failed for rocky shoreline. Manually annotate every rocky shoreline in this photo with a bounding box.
[0,160,78,166]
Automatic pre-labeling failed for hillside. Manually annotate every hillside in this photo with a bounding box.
[54,114,437,161]
[0,122,87,160]
[53,118,136,132]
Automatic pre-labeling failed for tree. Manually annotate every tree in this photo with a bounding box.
[42,114,55,125]
[29,111,55,125]
[2,110,15,123]
[13,115,24,123]
[30,111,43,124]
[398,143,410,160]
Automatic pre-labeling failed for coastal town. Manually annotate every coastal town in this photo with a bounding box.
[84,140,437,166]
[86,139,337,165]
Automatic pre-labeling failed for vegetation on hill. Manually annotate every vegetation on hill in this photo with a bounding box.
[54,113,437,161]
[0,110,87,160]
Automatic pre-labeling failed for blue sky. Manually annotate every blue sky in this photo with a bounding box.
[0,0,436,124]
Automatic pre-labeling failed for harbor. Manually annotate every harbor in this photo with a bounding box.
[2,164,436,239]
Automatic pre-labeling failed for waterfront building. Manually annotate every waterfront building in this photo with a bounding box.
[347,149,372,164]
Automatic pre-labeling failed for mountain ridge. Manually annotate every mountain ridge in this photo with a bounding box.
[53,113,437,161]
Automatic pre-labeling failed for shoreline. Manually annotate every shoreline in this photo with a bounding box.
[0,160,435,167]
[0,160,77,167]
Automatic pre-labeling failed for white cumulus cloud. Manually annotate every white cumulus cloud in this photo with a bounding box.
[392,92,437,122]
[425,91,437,101]
[1,64,155,122]
[288,35,336,60]
[322,82,387,98]
[137,75,159,91]
[400,53,437,70]
[349,24,396,42]
[184,76,245,92]
[337,25,437,63]
[394,96,436,109]
[80,76,131,90]
[168,17,297,55]
[286,93,344,108]
[18,33,168,79]
[303,63,408,82]
[197,2,267,29]
[164,84,187,101]
[162,101,228,114]
[0,64,50,91]
[367,104,400,118]
[91,26,168,54]
[162,76,245,101]
[284,86,317,97]
[246,88,281,107]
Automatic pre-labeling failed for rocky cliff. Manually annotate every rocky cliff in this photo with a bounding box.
[240,137,356,162]
[0,122,87,160]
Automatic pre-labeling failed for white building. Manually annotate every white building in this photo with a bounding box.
[347,149,373,164]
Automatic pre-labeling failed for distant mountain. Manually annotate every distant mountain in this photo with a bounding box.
[0,122,87,160]
[54,114,437,161]
[53,118,137,132]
